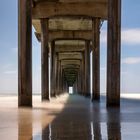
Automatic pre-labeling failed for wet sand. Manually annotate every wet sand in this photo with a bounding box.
[0,93,140,140]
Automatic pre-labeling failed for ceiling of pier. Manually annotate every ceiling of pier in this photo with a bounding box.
[32,0,106,86]
[32,0,107,44]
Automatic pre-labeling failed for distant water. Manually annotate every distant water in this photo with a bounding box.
[0,92,140,97]
[0,93,40,97]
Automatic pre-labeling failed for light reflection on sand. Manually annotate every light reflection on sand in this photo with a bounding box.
[0,94,140,140]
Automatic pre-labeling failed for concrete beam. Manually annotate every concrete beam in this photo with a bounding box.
[61,60,81,66]
[33,18,93,31]
[34,0,107,3]
[62,64,80,69]
[32,2,107,19]
[58,52,82,60]
[64,68,78,72]
[35,30,93,41]
[55,45,85,52]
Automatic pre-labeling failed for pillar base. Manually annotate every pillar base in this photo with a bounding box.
[51,93,56,98]
[85,93,91,98]
[107,100,120,107]
[18,95,32,107]
[92,96,100,102]
[42,95,50,101]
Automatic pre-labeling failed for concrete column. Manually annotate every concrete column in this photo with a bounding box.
[82,52,85,95]
[50,41,55,97]
[78,70,81,94]
[41,19,49,101]
[75,81,77,94]
[107,0,121,106]
[61,67,64,93]
[18,0,32,106]
[65,81,67,92]
[74,77,77,94]
[57,60,61,95]
[80,60,83,95]
[67,83,69,93]
[92,18,100,101]
[59,60,63,94]
[85,41,90,97]
[55,53,59,95]
[73,82,76,94]
[63,70,66,93]
[63,72,66,93]
[88,43,91,96]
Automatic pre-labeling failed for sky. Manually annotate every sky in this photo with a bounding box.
[0,0,140,94]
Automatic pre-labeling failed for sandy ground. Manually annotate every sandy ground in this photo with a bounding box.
[0,93,140,140]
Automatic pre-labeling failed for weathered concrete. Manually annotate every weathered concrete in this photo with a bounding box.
[85,41,90,96]
[92,18,100,101]
[32,2,107,19]
[50,41,56,97]
[18,0,32,106]
[107,0,121,106]
[41,19,49,100]
[35,30,94,41]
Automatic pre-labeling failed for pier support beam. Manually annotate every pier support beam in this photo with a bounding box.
[18,0,32,107]
[92,18,100,101]
[41,19,49,100]
[107,0,121,106]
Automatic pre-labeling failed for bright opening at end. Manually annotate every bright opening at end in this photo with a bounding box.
[69,87,73,94]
